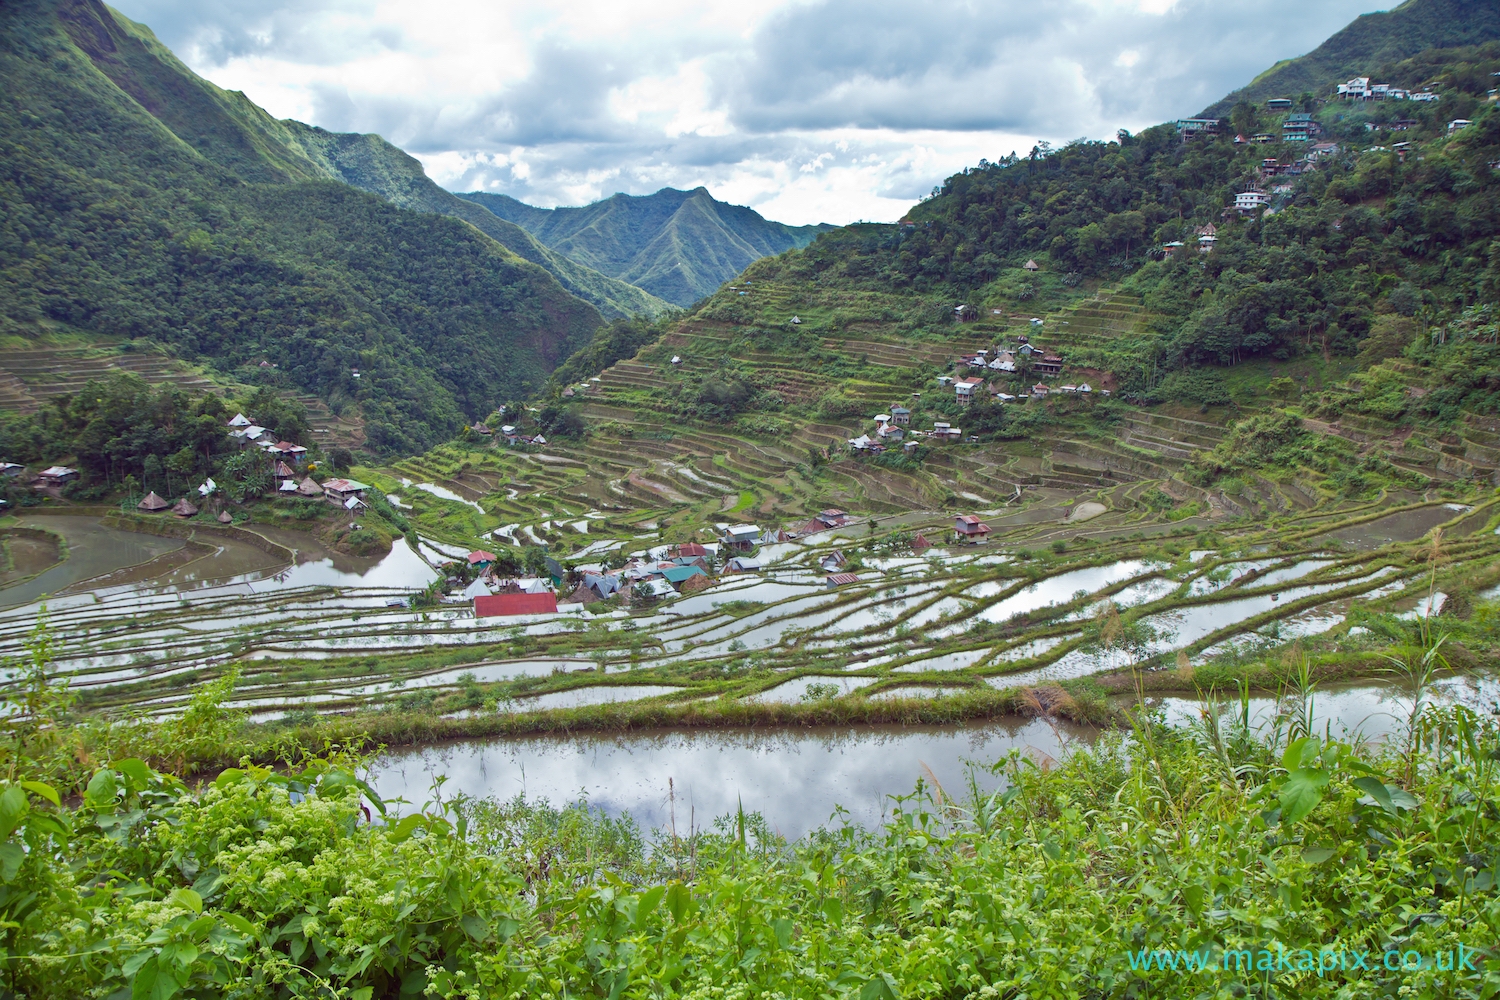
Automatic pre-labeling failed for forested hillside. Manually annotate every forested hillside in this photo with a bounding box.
[283,127,671,319]
[0,0,606,453]
[1205,0,1500,116]
[748,46,1500,391]
[461,187,832,306]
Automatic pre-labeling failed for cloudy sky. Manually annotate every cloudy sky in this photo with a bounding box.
[113,0,1392,225]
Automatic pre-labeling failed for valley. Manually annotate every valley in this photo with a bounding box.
[2,0,1500,995]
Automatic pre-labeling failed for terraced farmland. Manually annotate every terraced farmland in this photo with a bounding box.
[5,493,1494,724]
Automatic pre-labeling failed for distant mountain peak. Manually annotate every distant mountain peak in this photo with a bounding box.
[459,187,833,307]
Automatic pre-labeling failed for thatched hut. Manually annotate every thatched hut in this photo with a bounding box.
[137,491,170,512]
[170,498,199,517]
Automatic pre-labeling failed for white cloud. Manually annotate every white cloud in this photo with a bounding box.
[114,0,1394,225]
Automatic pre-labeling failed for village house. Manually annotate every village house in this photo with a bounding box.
[825,572,860,587]
[1265,98,1293,111]
[1282,114,1320,141]
[1234,189,1270,213]
[1174,118,1220,135]
[720,524,761,551]
[468,550,497,570]
[35,466,77,486]
[1161,240,1185,256]
[270,441,308,467]
[137,491,170,512]
[1023,259,1040,271]
[989,350,1017,372]
[876,421,905,442]
[1449,119,1473,133]
[660,565,709,591]
[1031,383,1050,398]
[582,573,624,601]
[471,422,492,436]
[819,550,848,572]
[725,556,761,573]
[227,413,252,428]
[1250,133,1275,143]
[1034,352,1064,377]
[822,509,850,527]
[936,375,954,387]
[928,422,962,443]
[321,478,368,505]
[848,434,880,453]
[0,463,24,478]
[890,405,911,426]
[953,514,991,543]
[954,377,985,405]
[171,497,198,518]
[475,593,559,618]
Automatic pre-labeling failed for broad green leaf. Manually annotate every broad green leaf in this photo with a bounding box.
[636,885,665,928]
[389,814,423,842]
[214,769,245,789]
[1301,846,1336,864]
[1388,787,1419,811]
[0,785,26,838]
[1282,736,1319,772]
[773,917,794,949]
[219,912,256,936]
[666,882,692,922]
[168,888,203,914]
[0,842,24,882]
[822,897,843,924]
[460,915,488,941]
[354,777,387,816]
[1182,884,1206,912]
[1352,776,1394,813]
[860,972,901,1000]
[112,758,151,789]
[317,770,356,798]
[85,769,119,809]
[1279,767,1329,825]
[350,990,373,1000]
[20,780,59,806]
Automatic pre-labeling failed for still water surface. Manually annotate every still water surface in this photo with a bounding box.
[368,674,1498,838]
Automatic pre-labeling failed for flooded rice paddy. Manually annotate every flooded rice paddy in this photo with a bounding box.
[368,673,1497,836]
[0,499,1490,729]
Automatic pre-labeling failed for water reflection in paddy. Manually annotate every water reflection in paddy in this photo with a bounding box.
[368,719,1089,837]
[979,560,1152,624]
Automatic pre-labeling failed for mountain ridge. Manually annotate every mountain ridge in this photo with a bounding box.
[460,187,833,307]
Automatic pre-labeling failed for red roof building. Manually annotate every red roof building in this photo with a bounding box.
[474,593,558,617]
[675,542,709,558]
[825,573,861,587]
[954,515,992,540]
[468,550,498,565]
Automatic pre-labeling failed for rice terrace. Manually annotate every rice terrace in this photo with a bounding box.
[1,0,1499,996]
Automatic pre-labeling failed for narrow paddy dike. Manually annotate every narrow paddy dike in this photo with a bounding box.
[2,492,1495,744]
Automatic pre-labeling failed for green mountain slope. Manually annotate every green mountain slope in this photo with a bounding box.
[460,187,833,307]
[1203,0,1500,116]
[283,129,671,319]
[0,0,604,452]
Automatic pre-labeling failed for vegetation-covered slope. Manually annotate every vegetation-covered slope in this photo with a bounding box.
[461,187,833,307]
[0,0,604,452]
[1203,0,1500,116]
[284,128,672,319]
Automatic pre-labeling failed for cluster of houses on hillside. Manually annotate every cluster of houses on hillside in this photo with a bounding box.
[1335,78,1438,103]
[227,413,309,466]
